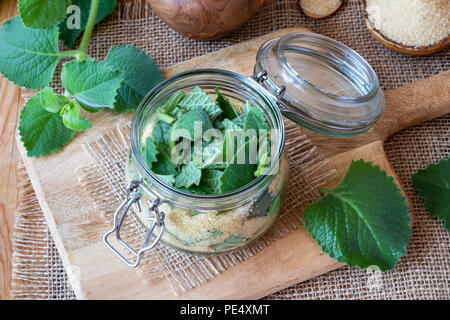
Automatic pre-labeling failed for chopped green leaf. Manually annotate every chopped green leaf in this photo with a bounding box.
[214,234,246,250]
[175,163,202,189]
[0,16,60,89]
[164,90,185,114]
[155,174,175,186]
[59,0,117,48]
[40,87,70,113]
[152,148,177,175]
[61,60,123,110]
[178,86,222,121]
[104,45,163,112]
[19,92,75,156]
[190,170,223,194]
[215,88,238,120]
[170,108,213,145]
[303,159,411,271]
[143,136,159,170]
[412,157,450,231]
[18,0,69,29]
[219,138,257,193]
[60,101,91,131]
[157,110,176,124]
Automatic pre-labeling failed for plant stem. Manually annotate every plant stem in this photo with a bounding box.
[79,0,99,53]
[58,50,82,57]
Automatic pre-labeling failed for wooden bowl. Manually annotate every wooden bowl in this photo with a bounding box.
[300,0,343,19]
[363,2,450,55]
[147,0,265,40]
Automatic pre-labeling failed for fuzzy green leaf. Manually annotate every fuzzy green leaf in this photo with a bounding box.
[104,45,163,112]
[19,92,75,156]
[175,163,202,189]
[60,101,91,131]
[59,0,117,48]
[215,88,238,121]
[61,60,123,110]
[303,159,411,271]
[143,136,159,170]
[412,157,450,231]
[190,170,223,194]
[178,86,222,121]
[163,90,185,114]
[0,16,60,89]
[40,87,70,113]
[170,108,213,145]
[18,0,70,29]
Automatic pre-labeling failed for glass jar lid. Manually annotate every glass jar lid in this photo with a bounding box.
[254,32,385,137]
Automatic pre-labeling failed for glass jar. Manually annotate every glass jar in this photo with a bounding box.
[103,32,384,267]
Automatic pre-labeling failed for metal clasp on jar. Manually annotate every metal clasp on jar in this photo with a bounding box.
[103,179,166,268]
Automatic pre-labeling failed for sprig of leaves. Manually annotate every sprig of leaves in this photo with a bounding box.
[412,157,450,231]
[0,0,163,156]
[303,160,411,271]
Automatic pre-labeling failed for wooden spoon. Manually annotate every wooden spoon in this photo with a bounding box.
[300,0,343,19]
[363,1,450,55]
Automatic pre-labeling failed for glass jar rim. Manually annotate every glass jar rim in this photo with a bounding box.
[130,68,286,210]
[276,32,380,103]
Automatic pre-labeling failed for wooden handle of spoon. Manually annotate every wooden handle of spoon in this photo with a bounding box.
[372,71,450,141]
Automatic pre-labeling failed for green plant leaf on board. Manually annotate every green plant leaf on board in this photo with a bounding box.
[19,92,75,156]
[60,101,91,131]
[303,159,411,271]
[59,0,117,48]
[412,157,450,231]
[61,60,123,110]
[18,0,70,29]
[40,87,70,113]
[0,16,61,89]
[104,45,164,113]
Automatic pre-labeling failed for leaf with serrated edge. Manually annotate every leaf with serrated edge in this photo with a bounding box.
[303,159,411,271]
[413,157,450,231]
[40,87,70,113]
[0,16,60,89]
[104,45,163,112]
[143,136,159,170]
[60,101,91,131]
[175,163,202,189]
[19,0,69,29]
[179,86,223,121]
[59,0,117,48]
[61,60,123,110]
[19,92,75,156]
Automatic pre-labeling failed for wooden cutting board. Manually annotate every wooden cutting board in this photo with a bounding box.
[17,27,450,299]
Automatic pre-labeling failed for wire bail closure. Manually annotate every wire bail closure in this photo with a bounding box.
[103,179,166,268]
[251,70,286,102]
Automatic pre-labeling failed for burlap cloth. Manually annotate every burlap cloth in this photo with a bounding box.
[11,0,449,299]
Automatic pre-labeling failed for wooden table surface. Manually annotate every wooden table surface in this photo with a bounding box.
[0,0,20,300]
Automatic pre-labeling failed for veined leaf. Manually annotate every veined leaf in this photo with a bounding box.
[104,45,163,113]
[143,136,159,170]
[178,86,222,121]
[175,163,202,189]
[18,0,70,29]
[0,16,60,89]
[215,88,238,121]
[413,157,450,231]
[170,108,213,146]
[19,92,75,156]
[59,0,117,48]
[61,60,123,110]
[303,159,411,271]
